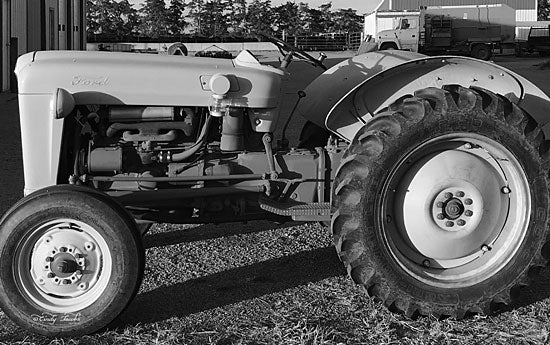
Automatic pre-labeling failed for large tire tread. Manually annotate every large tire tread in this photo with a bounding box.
[332,85,550,318]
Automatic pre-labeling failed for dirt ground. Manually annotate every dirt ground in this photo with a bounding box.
[1,53,550,344]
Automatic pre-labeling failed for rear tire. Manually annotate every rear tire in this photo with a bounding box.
[471,44,492,60]
[332,85,549,318]
[0,185,144,336]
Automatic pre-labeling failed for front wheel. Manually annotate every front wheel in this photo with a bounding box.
[0,186,144,336]
[332,85,549,318]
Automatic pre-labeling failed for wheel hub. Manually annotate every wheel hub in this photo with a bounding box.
[431,187,481,233]
[443,198,464,220]
[51,254,79,277]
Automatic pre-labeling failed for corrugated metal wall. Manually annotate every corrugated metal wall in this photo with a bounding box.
[391,0,536,10]
[26,0,41,51]
[11,0,26,54]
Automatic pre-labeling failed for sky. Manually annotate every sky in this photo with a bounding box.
[127,0,382,14]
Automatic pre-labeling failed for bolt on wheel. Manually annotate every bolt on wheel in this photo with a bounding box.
[0,186,144,336]
[17,219,112,312]
[332,86,550,317]
[383,134,530,283]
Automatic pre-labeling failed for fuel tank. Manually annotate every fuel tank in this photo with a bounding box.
[15,50,284,109]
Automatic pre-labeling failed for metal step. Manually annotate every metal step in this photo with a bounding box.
[259,197,331,221]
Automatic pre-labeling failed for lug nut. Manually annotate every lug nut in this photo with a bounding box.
[75,253,84,259]
[481,244,491,252]
[63,279,71,285]
[47,273,55,278]
[45,256,53,262]
[445,221,454,227]
[84,242,95,251]
[436,201,444,208]
[423,259,431,268]
[444,192,453,199]
[501,186,511,194]
[465,210,473,217]
[456,191,465,197]
[464,198,473,205]
[457,219,466,226]
[60,247,67,253]
[437,213,445,220]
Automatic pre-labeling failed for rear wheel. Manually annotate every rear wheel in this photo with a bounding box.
[0,185,144,336]
[332,85,549,317]
[471,44,492,60]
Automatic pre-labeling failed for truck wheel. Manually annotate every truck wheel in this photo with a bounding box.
[379,43,398,51]
[471,44,492,60]
[0,186,144,336]
[332,85,549,318]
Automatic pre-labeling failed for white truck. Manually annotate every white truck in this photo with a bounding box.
[373,5,516,60]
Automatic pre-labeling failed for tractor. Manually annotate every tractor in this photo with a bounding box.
[2,35,550,336]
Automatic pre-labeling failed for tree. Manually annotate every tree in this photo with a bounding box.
[303,7,324,33]
[273,2,300,36]
[319,2,334,32]
[166,0,187,35]
[187,0,206,35]
[199,1,230,37]
[139,0,169,38]
[332,8,362,33]
[540,0,550,20]
[227,0,247,35]
[246,0,274,35]
[87,0,138,39]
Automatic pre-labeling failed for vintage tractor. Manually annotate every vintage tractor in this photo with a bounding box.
[2,36,550,336]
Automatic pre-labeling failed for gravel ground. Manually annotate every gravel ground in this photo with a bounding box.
[0,53,550,344]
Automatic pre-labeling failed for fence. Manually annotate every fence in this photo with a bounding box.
[283,32,363,51]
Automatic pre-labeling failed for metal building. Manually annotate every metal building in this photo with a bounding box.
[1,0,86,92]
[389,0,537,22]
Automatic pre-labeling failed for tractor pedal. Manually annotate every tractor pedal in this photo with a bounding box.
[259,197,331,221]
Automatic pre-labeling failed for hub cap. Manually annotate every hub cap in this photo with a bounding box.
[380,134,530,287]
[15,219,112,312]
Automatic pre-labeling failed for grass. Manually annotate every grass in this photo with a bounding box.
[2,222,550,344]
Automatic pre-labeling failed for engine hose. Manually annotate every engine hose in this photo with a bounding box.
[169,114,212,162]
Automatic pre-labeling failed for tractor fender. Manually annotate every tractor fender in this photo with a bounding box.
[298,51,550,142]
[297,50,425,134]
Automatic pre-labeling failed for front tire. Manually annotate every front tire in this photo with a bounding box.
[0,186,144,336]
[332,86,549,317]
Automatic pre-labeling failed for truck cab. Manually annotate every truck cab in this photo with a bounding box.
[377,14,421,52]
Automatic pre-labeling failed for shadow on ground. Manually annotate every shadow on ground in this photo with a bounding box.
[117,245,344,326]
[143,221,300,249]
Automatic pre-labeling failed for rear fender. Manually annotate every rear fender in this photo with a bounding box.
[300,52,550,141]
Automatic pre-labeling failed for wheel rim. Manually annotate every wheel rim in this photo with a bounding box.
[15,219,113,313]
[380,133,530,288]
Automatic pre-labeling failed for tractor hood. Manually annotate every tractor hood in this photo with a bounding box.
[15,50,284,108]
